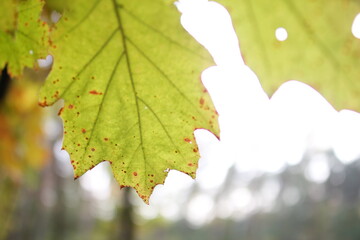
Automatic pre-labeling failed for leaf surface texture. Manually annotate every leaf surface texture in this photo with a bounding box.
[39,0,218,202]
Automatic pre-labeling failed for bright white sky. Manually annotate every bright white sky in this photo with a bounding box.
[46,0,360,227]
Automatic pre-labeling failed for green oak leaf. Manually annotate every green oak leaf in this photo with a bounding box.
[39,0,219,203]
[0,0,49,76]
[218,0,360,110]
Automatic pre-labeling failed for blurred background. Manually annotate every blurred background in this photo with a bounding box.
[2,0,360,239]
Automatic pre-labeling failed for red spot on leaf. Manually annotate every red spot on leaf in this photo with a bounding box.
[82,128,86,133]
[133,172,138,176]
[57,107,64,115]
[184,138,191,143]
[200,97,204,105]
[68,104,74,109]
[89,90,103,95]
[188,163,193,167]
[51,90,59,99]
[38,98,48,107]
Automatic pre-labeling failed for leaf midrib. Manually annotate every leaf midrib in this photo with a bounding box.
[111,0,147,164]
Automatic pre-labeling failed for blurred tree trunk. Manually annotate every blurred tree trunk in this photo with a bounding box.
[0,180,19,240]
[118,187,135,240]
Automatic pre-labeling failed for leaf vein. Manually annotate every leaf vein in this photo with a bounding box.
[121,7,210,61]
[126,36,210,124]
[57,0,101,40]
[59,28,118,99]
[112,0,147,165]
[137,96,185,160]
[81,51,125,162]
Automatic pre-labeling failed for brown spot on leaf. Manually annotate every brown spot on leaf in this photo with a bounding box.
[68,104,74,109]
[38,99,48,107]
[188,163,193,167]
[133,172,138,176]
[184,138,191,143]
[104,138,109,141]
[91,148,95,151]
[89,90,103,95]
[200,97,204,105]
[57,107,64,115]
